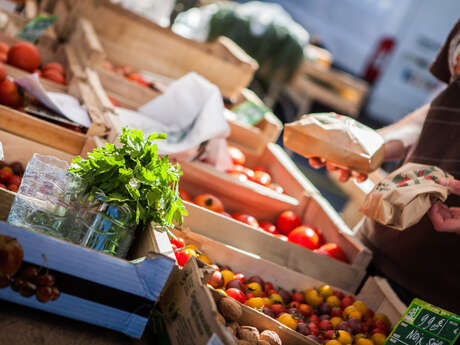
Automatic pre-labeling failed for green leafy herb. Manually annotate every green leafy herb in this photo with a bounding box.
[69,128,188,228]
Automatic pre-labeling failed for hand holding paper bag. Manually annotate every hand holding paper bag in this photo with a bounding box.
[360,163,452,230]
[428,178,460,234]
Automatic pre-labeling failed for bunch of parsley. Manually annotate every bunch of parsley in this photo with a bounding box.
[69,128,187,228]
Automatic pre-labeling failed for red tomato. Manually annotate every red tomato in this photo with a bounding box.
[179,188,191,202]
[251,170,272,186]
[174,250,190,267]
[227,170,248,182]
[274,234,288,241]
[270,304,287,315]
[276,211,302,235]
[193,194,224,213]
[259,221,279,235]
[227,145,246,166]
[264,282,274,293]
[268,183,284,194]
[170,237,185,249]
[226,288,246,303]
[220,211,231,218]
[232,213,259,228]
[231,165,255,179]
[234,273,245,283]
[288,226,320,250]
[313,243,348,263]
[315,226,325,246]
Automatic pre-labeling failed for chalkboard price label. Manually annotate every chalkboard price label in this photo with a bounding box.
[385,299,460,345]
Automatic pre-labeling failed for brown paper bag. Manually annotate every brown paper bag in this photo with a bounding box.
[360,163,452,230]
[283,113,385,173]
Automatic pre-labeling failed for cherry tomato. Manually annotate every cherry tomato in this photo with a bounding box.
[232,213,259,228]
[314,243,348,263]
[227,146,246,166]
[227,170,248,182]
[274,234,288,241]
[231,165,255,179]
[170,237,185,249]
[259,221,279,235]
[193,194,224,213]
[288,226,320,250]
[233,273,245,283]
[220,211,231,218]
[174,250,190,267]
[253,166,270,174]
[268,183,284,194]
[225,288,246,303]
[179,188,191,202]
[276,211,302,235]
[251,170,272,186]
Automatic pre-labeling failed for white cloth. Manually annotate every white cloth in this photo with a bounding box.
[117,72,232,170]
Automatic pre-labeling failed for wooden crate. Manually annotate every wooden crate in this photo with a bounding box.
[179,150,371,293]
[226,88,283,154]
[182,142,320,207]
[0,21,118,138]
[53,13,277,154]
[146,227,405,326]
[51,0,258,100]
[288,59,369,118]
[0,128,99,221]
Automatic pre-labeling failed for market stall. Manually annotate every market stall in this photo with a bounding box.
[1,1,459,345]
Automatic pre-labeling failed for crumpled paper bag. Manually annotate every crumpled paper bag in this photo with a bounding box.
[284,113,385,173]
[360,163,453,230]
[117,72,232,170]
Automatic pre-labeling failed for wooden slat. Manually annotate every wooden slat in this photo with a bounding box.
[358,276,407,325]
[181,197,369,292]
[0,107,88,155]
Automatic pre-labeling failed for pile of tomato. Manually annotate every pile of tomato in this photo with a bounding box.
[169,235,390,345]
[178,188,347,263]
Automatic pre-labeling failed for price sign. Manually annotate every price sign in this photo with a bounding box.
[232,100,271,126]
[385,299,460,345]
[17,15,58,43]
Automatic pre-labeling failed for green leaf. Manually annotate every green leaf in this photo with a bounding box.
[69,127,186,228]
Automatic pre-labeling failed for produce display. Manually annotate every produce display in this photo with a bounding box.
[0,160,24,192]
[0,7,412,345]
[169,235,390,345]
[226,145,284,194]
[0,41,67,85]
[179,188,347,263]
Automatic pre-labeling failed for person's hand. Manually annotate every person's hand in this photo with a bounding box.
[428,178,460,234]
[308,157,368,183]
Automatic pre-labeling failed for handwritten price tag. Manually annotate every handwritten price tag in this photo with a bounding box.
[385,299,460,345]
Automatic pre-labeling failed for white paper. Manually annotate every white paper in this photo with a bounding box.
[15,74,91,128]
[117,72,232,169]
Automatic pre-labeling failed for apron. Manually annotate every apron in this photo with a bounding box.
[358,19,460,313]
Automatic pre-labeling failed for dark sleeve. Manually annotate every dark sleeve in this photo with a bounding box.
[430,18,460,83]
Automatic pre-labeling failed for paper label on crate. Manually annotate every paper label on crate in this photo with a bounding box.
[17,15,58,43]
[15,74,91,128]
[206,333,226,345]
[385,299,460,345]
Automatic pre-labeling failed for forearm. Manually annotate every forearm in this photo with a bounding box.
[377,103,430,161]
